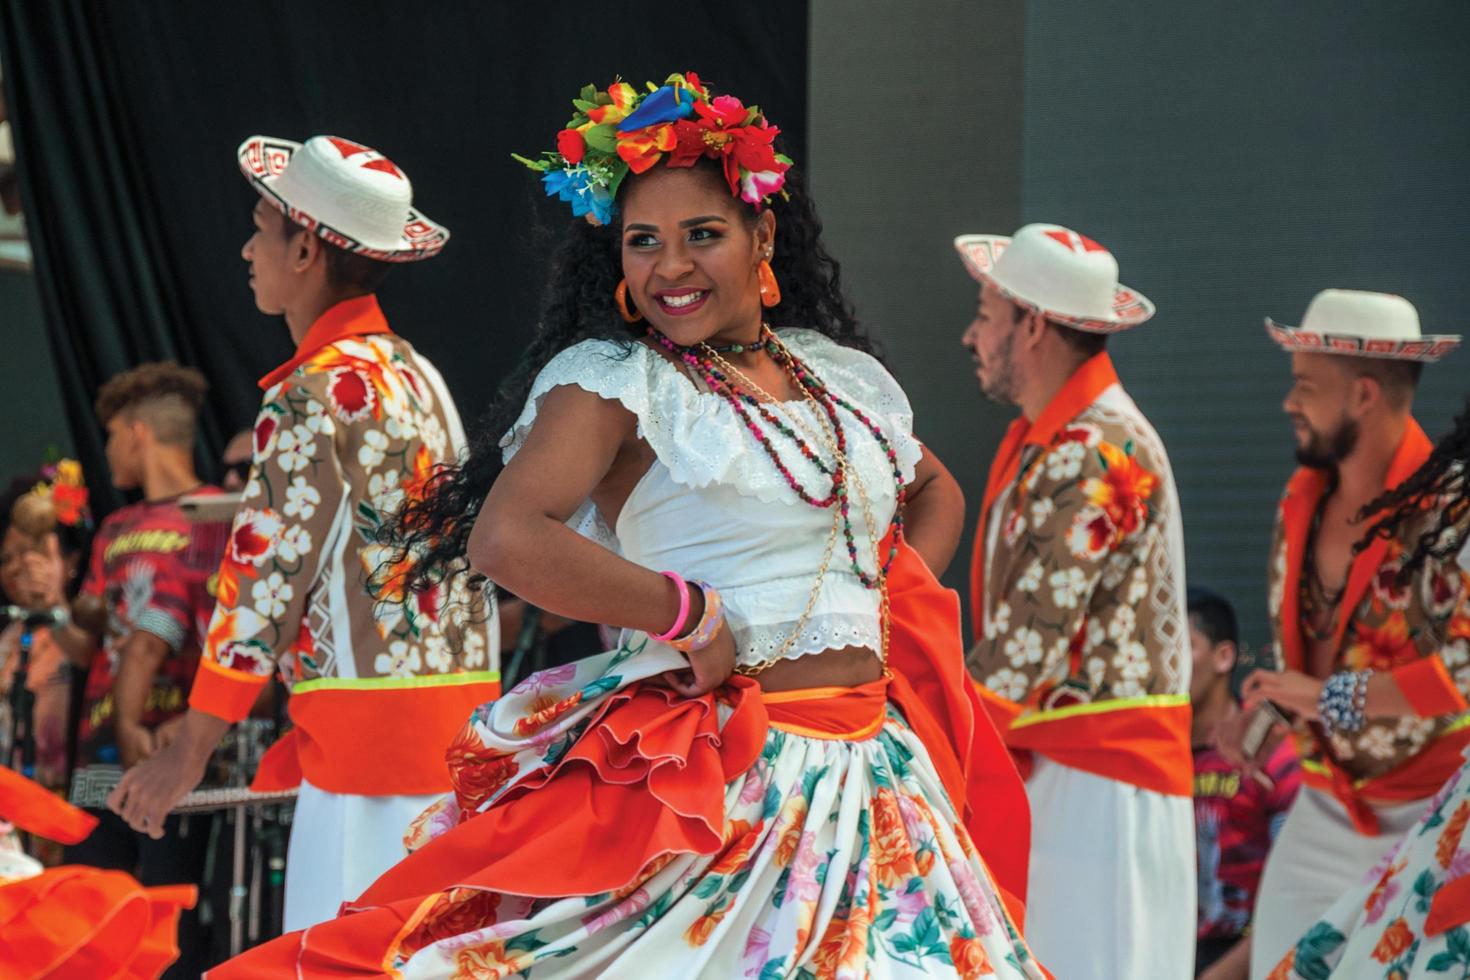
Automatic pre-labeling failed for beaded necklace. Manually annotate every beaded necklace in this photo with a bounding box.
[648,324,907,587]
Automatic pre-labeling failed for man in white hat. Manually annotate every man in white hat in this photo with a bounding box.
[108,135,500,930]
[955,224,1194,979]
[1227,289,1469,977]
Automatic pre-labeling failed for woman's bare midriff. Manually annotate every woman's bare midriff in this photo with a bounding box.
[752,644,883,692]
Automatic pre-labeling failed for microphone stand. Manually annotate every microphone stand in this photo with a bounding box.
[2,605,65,852]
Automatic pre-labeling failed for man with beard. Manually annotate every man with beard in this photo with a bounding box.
[1230,288,1466,978]
[955,224,1193,979]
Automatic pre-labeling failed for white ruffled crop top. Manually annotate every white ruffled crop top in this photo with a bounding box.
[500,328,922,669]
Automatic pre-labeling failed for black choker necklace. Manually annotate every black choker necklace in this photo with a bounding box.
[700,325,776,355]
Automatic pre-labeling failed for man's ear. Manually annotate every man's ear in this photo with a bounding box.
[292,228,321,275]
[1020,310,1049,352]
[1348,373,1381,419]
[1214,640,1238,677]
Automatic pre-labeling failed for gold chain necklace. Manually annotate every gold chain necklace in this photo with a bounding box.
[704,339,891,671]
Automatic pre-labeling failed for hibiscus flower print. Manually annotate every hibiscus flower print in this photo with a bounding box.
[253,410,280,457]
[227,508,283,566]
[214,638,272,675]
[1067,506,1116,562]
[1080,440,1156,544]
[326,367,378,423]
[1422,565,1468,620]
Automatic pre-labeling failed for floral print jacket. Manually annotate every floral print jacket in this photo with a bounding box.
[1268,422,1470,792]
[968,363,1190,720]
[188,296,498,794]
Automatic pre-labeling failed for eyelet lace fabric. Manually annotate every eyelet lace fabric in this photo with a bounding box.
[500,329,921,666]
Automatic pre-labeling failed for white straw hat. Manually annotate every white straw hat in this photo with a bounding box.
[238,134,448,262]
[1265,289,1459,362]
[954,223,1154,333]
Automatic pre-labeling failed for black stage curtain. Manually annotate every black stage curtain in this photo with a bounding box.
[0,1,808,513]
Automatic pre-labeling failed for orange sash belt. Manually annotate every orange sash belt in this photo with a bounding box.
[1302,724,1470,836]
[763,678,889,740]
[976,685,1194,797]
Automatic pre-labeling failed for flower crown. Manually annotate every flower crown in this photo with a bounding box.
[27,458,90,528]
[514,72,792,226]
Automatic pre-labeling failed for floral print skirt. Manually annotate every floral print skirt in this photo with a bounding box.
[212,639,1043,979]
[1269,756,1470,979]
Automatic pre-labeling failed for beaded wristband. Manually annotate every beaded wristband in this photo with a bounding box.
[1318,669,1373,735]
[668,582,725,654]
[647,571,691,643]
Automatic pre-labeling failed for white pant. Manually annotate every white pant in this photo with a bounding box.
[1249,786,1429,980]
[282,777,441,931]
[1024,757,1196,980]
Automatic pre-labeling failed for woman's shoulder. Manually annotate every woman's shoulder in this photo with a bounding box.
[776,328,910,415]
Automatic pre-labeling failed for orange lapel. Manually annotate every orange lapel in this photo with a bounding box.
[1329,418,1434,652]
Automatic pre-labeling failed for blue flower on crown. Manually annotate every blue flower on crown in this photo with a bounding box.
[618,84,698,131]
[541,166,614,225]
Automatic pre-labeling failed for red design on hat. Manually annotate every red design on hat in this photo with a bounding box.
[1044,229,1106,253]
[361,157,405,180]
[327,136,372,159]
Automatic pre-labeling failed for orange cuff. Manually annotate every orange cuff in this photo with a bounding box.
[1390,657,1469,718]
[189,657,269,722]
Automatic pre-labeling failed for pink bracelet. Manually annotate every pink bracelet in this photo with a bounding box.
[648,571,691,642]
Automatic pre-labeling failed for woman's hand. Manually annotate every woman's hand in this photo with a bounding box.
[659,623,737,698]
[17,534,68,609]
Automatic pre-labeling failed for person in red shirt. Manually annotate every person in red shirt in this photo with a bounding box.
[41,362,227,979]
[1190,585,1301,978]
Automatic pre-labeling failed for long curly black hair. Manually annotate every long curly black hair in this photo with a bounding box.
[387,156,872,595]
[1358,396,1470,577]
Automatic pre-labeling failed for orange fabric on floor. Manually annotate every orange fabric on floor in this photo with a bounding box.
[0,768,195,979]
[0,868,196,980]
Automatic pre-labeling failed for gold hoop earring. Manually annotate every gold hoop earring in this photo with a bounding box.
[615,279,642,323]
[757,260,781,308]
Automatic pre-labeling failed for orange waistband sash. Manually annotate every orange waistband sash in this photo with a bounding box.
[762,677,889,740]
[249,679,501,797]
[977,684,1194,797]
[1300,723,1470,836]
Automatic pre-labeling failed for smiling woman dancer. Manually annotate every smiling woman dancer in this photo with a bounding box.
[213,72,1040,979]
